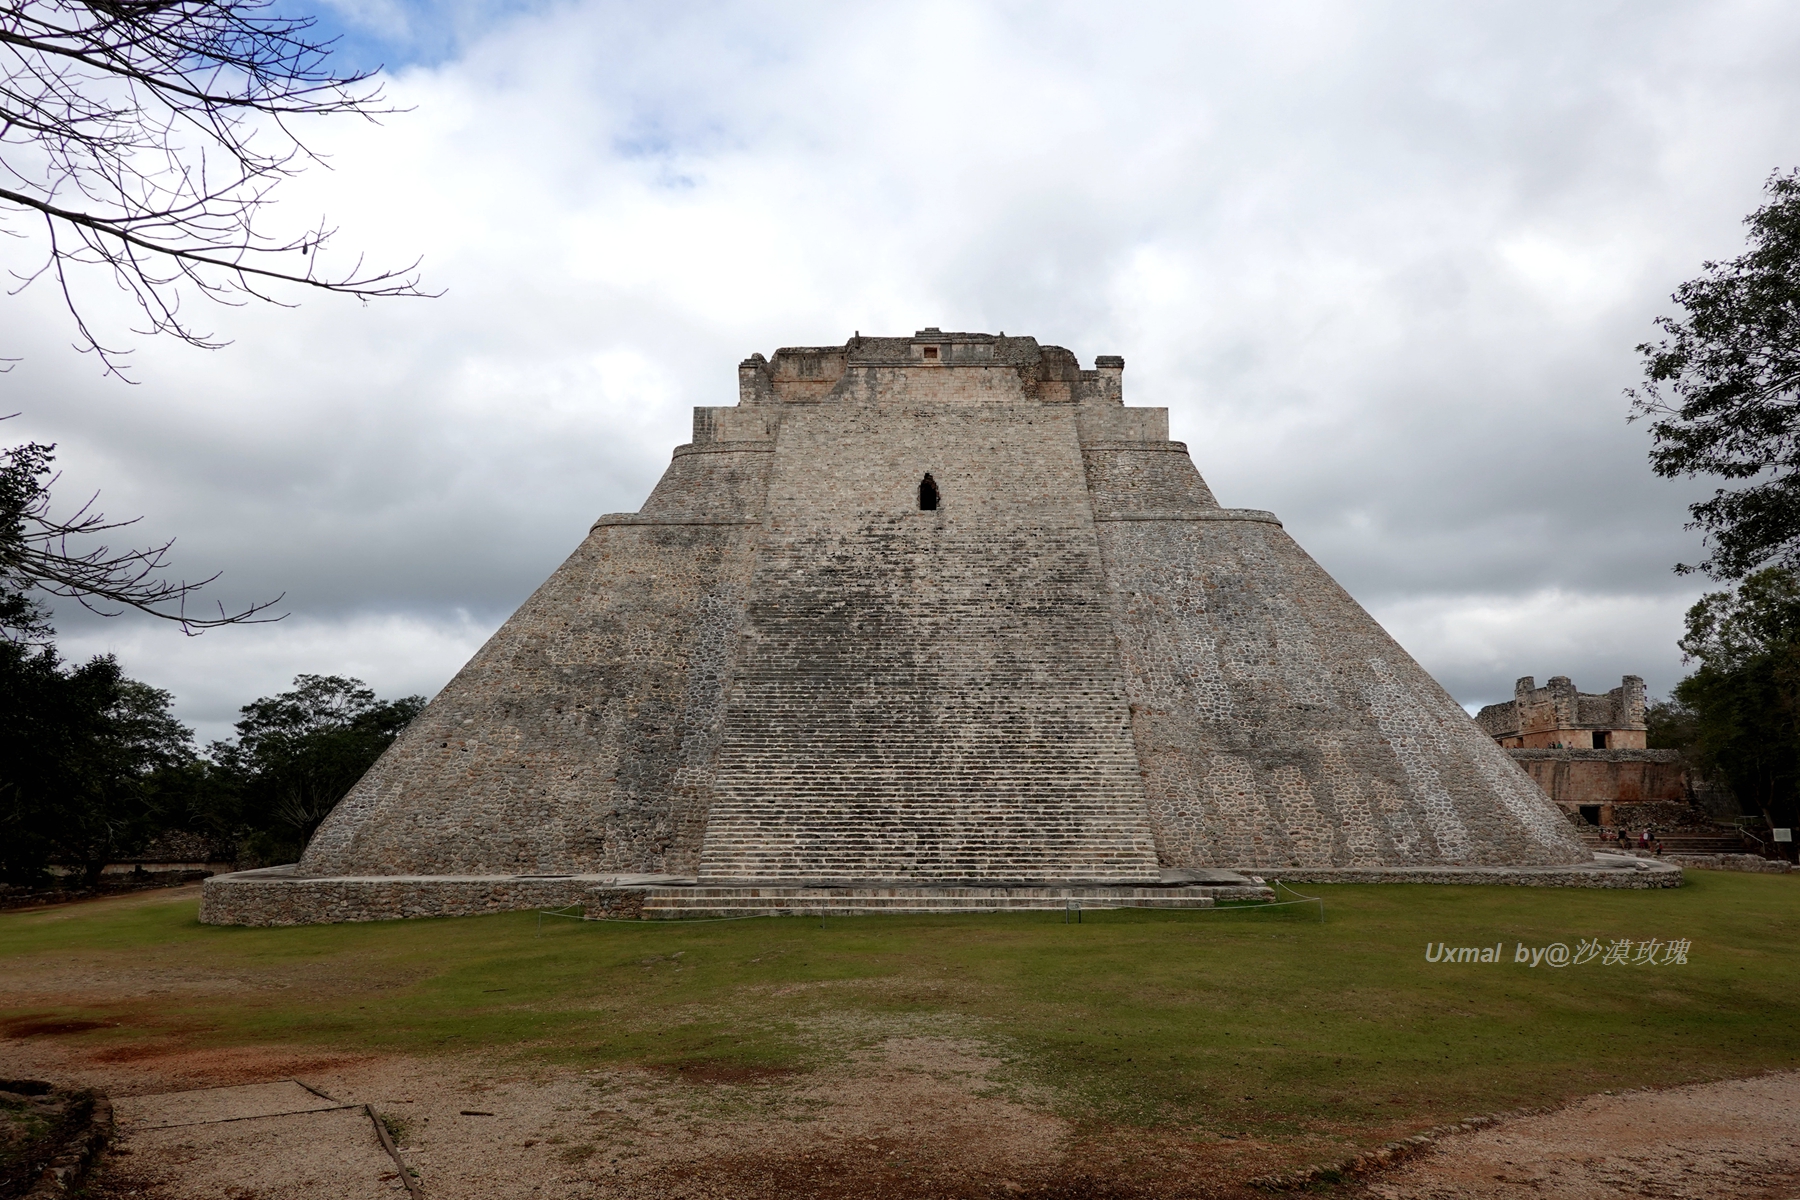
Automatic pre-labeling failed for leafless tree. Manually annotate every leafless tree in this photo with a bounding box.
[2,0,436,378]
[3,434,282,641]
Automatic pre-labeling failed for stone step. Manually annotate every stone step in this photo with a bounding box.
[1581,832,1755,853]
[668,885,1263,898]
[611,883,1276,918]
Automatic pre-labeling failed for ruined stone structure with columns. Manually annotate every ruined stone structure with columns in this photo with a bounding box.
[1477,675,1718,829]
[203,331,1674,924]
[1476,675,1649,751]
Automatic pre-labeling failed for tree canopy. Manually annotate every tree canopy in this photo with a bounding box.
[0,640,422,884]
[1630,170,1800,580]
[0,553,238,880]
[210,673,424,861]
[0,638,192,882]
[2,0,434,376]
[1664,566,1800,834]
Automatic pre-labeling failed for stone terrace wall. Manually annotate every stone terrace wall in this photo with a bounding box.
[698,395,1161,882]
[1506,749,1689,807]
[1082,441,1219,513]
[300,434,772,878]
[201,870,600,926]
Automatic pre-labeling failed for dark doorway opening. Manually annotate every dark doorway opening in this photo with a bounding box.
[1592,732,1609,749]
[919,473,939,511]
[1579,804,1601,826]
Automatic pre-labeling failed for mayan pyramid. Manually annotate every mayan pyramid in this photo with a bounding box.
[293,329,1591,892]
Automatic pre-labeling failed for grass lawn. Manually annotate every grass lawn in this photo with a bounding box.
[3,872,1797,1144]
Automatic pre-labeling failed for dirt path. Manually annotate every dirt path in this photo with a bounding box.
[0,1020,1338,1199]
[1356,1072,1800,1200]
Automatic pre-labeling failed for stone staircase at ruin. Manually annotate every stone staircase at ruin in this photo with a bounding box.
[695,811,1163,885]
[628,883,1274,918]
[1578,829,1764,855]
[694,400,1166,886]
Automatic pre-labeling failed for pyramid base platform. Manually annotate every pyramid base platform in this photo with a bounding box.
[1252,855,1683,888]
[197,856,1679,926]
[618,883,1265,919]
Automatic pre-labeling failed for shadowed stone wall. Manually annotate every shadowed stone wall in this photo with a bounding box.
[1508,749,1690,809]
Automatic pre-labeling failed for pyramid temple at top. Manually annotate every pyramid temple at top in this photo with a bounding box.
[277,327,1600,904]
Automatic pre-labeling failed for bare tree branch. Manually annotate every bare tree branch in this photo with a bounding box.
[1,0,440,379]
[2,427,283,642]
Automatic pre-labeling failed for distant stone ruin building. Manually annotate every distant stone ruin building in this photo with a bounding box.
[1476,676,1691,827]
[1476,675,1648,751]
[203,330,1673,924]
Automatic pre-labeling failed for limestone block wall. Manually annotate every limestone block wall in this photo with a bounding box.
[1082,441,1219,513]
[201,870,602,926]
[1088,440,1589,870]
[1476,675,1649,749]
[300,438,771,877]
[698,398,1161,882]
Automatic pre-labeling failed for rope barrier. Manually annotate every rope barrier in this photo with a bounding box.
[1266,879,1327,922]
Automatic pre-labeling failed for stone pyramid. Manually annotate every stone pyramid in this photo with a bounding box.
[296,329,1589,889]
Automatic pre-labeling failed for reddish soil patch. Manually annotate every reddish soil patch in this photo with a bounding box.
[86,1042,199,1065]
[1,1016,109,1038]
[683,1127,1286,1200]
[81,1043,372,1088]
[647,1060,807,1085]
[671,1146,1152,1200]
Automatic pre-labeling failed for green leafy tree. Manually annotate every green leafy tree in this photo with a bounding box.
[211,675,424,863]
[1670,567,1800,833]
[1644,697,1699,752]
[138,755,249,849]
[0,638,194,884]
[1630,169,1800,580]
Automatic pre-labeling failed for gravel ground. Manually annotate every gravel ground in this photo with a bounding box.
[3,1032,1083,1199]
[12,1033,1796,1200]
[1357,1072,1800,1200]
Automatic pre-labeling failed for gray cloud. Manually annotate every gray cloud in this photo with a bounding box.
[7,0,1797,739]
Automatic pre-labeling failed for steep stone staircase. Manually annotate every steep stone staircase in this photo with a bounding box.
[694,401,1170,885]
[696,809,1163,884]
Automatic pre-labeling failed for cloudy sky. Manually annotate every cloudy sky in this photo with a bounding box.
[5,0,1798,743]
